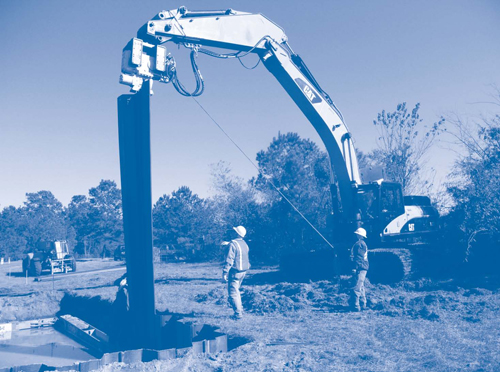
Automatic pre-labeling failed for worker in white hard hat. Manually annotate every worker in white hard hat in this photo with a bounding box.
[222,225,251,319]
[111,274,131,348]
[349,227,369,311]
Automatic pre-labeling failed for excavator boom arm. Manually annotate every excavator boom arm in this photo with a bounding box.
[121,6,361,219]
[140,7,287,52]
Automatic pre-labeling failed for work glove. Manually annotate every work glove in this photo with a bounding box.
[222,272,228,282]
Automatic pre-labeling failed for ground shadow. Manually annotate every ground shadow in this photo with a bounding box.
[7,271,29,278]
[227,336,252,351]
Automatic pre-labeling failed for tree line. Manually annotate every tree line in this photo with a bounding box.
[0,96,499,279]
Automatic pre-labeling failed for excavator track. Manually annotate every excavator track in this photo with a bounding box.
[368,248,412,284]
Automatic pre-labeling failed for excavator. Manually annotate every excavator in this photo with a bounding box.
[119,6,439,283]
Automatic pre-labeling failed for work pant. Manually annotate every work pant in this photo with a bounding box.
[350,269,367,308]
[228,269,246,317]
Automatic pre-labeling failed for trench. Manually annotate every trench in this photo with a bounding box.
[0,294,250,371]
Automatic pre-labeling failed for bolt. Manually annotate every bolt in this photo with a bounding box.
[149,22,154,28]
[164,24,172,32]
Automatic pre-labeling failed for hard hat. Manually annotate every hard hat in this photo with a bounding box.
[233,225,247,238]
[354,227,367,238]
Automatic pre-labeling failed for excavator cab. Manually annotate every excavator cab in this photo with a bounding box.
[355,182,405,244]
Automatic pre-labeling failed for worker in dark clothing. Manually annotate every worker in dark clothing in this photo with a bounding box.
[111,276,130,349]
[350,227,369,311]
[222,225,251,320]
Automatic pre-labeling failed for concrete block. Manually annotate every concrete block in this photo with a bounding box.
[192,340,204,353]
[120,349,143,363]
[176,347,191,358]
[78,359,101,372]
[214,334,228,353]
[157,348,176,360]
[53,364,78,371]
[101,352,120,364]
[10,364,43,372]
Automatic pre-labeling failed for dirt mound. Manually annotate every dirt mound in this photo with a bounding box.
[196,281,348,314]
[194,287,227,307]
[366,283,500,321]
[194,277,500,322]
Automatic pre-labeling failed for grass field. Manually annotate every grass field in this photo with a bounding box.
[0,259,499,371]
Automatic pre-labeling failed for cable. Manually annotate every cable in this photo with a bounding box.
[191,97,335,250]
[237,56,261,70]
[165,37,338,248]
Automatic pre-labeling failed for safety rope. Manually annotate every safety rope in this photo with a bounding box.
[191,97,335,250]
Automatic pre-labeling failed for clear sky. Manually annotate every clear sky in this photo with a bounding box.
[1,0,499,208]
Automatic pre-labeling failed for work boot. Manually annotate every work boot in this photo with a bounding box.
[231,313,243,320]
[351,305,361,312]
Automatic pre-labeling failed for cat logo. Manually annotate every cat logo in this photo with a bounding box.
[295,78,322,104]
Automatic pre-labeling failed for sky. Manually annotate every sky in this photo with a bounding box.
[0,0,499,208]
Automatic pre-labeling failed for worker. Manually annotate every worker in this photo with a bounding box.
[111,275,130,349]
[222,225,251,320]
[349,227,369,311]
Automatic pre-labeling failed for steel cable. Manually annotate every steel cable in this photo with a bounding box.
[168,39,336,249]
[191,97,335,250]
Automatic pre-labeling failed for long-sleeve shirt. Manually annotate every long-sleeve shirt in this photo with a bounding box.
[351,240,369,271]
[223,238,250,274]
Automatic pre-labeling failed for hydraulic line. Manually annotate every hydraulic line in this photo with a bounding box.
[171,50,204,97]
[172,37,265,96]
